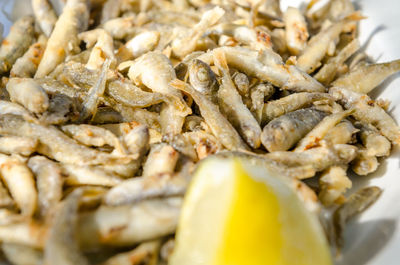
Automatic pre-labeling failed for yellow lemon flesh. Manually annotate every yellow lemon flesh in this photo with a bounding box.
[170,156,332,265]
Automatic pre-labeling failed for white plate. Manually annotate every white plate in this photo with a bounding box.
[1,1,400,264]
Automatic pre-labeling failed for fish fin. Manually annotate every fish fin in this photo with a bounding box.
[213,49,229,73]
[343,11,367,22]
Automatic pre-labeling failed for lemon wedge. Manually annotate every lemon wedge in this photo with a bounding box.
[170,156,332,265]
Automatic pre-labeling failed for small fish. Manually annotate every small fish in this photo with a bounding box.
[319,165,351,206]
[117,31,160,61]
[79,59,111,121]
[0,221,46,248]
[0,154,37,216]
[172,6,225,58]
[32,0,58,37]
[188,59,218,104]
[284,7,309,55]
[62,124,126,154]
[0,136,38,156]
[63,164,123,187]
[314,39,360,85]
[294,109,354,152]
[79,29,116,70]
[44,189,90,265]
[142,144,179,177]
[102,16,137,39]
[0,16,35,75]
[261,108,326,152]
[330,87,400,145]
[207,23,272,51]
[10,35,48,78]
[35,0,90,78]
[250,83,275,123]
[358,123,391,157]
[333,186,382,248]
[296,12,364,74]
[265,144,358,177]
[351,147,379,176]
[214,49,262,149]
[171,79,248,151]
[39,93,80,125]
[196,46,325,92]
[323,120,358,145]
[77,197,182,249]
[100,0,122,24]
[106,79,165,108]
[28,156,63,219]
[128,51,191,134]
[104,173,187,206]
[233,72,251,98]
[262,92,332,125]
[6,78,50,114]
[0,115,135,166]
[332,59,400,94]
[0,100,36,122]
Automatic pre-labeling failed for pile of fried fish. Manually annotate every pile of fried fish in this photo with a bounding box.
[0,0,399,263]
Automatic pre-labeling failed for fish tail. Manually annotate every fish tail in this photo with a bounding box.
[343,11,367,22]
[170,79,188,93]
[213,49,229,72]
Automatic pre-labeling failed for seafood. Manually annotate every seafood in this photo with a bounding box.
[35,0,90,78]
[332,59,400,93]
[142,144,179,177]
[284,7,309,55]
[319,165,351,206]
[250,82,275,123]
[0,16,35,75]
[214,49,262,148]
[32,0,58,37]
[171,6,225,58]
[104,173,187,206]
[117,31,160,61]
[0,154,37,216]
[0,136,38,156]
[0,0,399,263]
[296,12,363,74]
[314,39,360,85]
[294,109,353,152]
[171,79,248,150]
[127,51,191,134]
[6,78,49,114]
[265,144,358,177]
[333,186,382,247]
[79,60,111,121]
[79,29,116,70]
[0,115,134,165]
[106,79,165,108]
[28,156,63,218]
[188,59,218,104]
[78,197,182,248]
[43,189,89,265]
[358,123,391,157]
[61,124,125,154]
[10,35,47,78]
[330,87,400,145]
[261,92,332,124]
[261,108,326,152]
